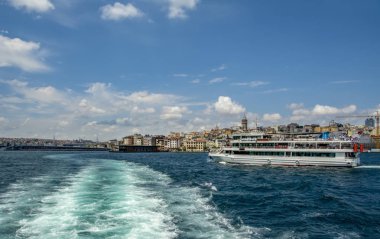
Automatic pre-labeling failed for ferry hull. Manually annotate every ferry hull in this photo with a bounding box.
[209,153,360,167]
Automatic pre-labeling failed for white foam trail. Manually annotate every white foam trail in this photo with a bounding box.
[163,185,260,238]
[16,161,177,239]
[3,158,261,238]
[356,165,380,169]
[203,182,218,191]
[0,176,53,228]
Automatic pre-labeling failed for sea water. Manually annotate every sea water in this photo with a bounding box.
[0,152,379,238]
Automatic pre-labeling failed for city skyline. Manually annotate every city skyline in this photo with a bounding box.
[0,0,379,140]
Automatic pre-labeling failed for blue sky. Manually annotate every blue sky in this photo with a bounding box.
[0,0,379,140]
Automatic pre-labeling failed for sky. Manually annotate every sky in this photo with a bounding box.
[0,0,379,140]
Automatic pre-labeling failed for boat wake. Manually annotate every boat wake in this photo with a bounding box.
[0,158,261,238]
[355,165,380,169]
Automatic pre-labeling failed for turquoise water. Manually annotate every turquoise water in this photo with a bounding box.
[0,152,379,238]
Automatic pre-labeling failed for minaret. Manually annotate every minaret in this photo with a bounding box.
[241,114,248,132]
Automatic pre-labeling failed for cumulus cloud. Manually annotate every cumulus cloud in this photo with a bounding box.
[214,96,245,115]
[160,106,189,120]
[78,99,106,114]
[126,91,179,104]
[312,104,356,115]
[8,0,54,13]
[168,0,199,19]
[0,35,49,72]
[288,103,357,122]
[1,79,68,105]
[0,80,256,140]
[263,113,282,122]
[100,2,143,21]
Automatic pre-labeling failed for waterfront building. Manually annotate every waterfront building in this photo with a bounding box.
[122,136,134,145]
[133,134,143,146]
[155,136,166,151]
[184,138,207,152]
[143,135,156,146]
[166,137,182,150]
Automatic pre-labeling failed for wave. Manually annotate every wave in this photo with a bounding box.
[1,158,259,238]
[355,165,380,169]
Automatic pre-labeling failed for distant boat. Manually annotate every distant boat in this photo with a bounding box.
[209,132,362,167]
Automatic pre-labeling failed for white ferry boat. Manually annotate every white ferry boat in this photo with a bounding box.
[209,132,363,167]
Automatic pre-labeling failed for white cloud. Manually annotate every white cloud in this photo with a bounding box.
[160,106,189,120]
[1,79,67,104]
[0,35,49,72]
[78,99,106,114]
[263,113,282,122]
[131,106,155,114]
[100,2,143,21]
[209,77,226,84]
[288,103,357,123]
[312,104,356,115]
[0,80,260,140]
[85,82,112,97]
[232,81,269,88]
[287,103,304,110]
[211,64,226,72]
[168,0,199,19]
[126,91,179,104]
[190,79,200,84]
[214,96,245,115]
[8,0,54,13]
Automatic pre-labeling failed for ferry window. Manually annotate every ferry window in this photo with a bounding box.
[286,152,291,157]
[235,151,249,155]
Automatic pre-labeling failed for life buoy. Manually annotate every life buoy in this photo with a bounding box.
[296,160,300,166]
[267,159,271,165]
